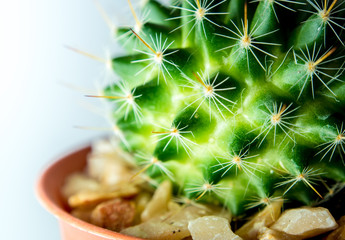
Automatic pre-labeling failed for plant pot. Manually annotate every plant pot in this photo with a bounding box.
[36,144,345,240]
[36,145,143,240]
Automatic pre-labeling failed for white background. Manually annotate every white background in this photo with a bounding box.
[0,0,137,239]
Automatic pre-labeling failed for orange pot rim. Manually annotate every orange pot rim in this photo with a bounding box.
[35,144,143,240]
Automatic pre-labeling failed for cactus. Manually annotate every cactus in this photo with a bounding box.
[90,0,345,216]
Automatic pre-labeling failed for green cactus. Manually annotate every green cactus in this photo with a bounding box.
[92,0,345,216]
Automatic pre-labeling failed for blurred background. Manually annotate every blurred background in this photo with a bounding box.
[0,0,135,239]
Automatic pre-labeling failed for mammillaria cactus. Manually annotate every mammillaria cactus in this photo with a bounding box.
[88,0,345,216]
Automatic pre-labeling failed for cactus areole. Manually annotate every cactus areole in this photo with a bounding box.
[90,0,345,216]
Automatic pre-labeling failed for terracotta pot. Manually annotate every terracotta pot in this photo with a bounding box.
[36,145,143,240]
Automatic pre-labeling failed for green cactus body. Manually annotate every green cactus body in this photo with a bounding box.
[97,0,345,216]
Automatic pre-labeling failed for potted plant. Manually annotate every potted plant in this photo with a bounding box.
[37,0,345,239]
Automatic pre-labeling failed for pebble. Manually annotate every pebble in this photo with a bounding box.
[270,207,338,239]
[188,216,242,240]
[141,180,172,222]
[121,205,230,240]
[257,227,299,240]
[91,198,136,231]
[325,216,345,240]
[235,200,283,240]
